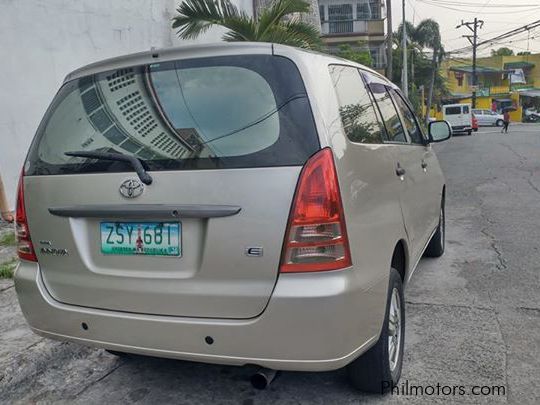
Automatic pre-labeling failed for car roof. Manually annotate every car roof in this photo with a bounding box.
[64,42,389,85]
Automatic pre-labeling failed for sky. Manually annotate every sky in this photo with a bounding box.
[390,0,540,59]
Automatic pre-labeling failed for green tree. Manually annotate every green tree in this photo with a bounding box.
[491,47,514,56]
[172,0,322,49]
[414,19,444,125]
[517,51,531,56]
[336,43,373,67]
[392,20,447,122]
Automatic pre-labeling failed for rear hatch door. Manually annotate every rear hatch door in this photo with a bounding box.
[24,53,319,318]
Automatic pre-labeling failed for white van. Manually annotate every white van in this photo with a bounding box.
[443,103,472,135]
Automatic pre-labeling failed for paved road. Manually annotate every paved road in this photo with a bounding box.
[1,124,539,404]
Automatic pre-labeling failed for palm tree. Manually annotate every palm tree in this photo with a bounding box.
[172,0,322,50]
[414,19,443,125]
[394,22,422,88]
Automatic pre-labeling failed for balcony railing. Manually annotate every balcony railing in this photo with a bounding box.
[474,85,510,97]
[321,20,368,35]
[328,20,353,34]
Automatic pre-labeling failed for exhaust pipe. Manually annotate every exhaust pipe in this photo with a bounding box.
[250,368,278,390]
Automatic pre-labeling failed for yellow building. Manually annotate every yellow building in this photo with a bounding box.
[437,53,540,121]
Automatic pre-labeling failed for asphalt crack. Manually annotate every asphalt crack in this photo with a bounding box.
[0,284,14,293]
[517,306,540,315]
[72,360,125,398]
[480,228,508,270]
[499,142,540,195]
[405,300,493,311]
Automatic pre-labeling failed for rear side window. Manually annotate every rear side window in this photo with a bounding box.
[26,55,319,175]
[329,65,385,144]
[445,106,461,115]
[463,106,470,114]
[369,83,407,143]
[390,89,425,145]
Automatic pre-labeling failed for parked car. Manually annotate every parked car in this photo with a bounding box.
[14,43,451,394]
[472,113,479,132]
[443,103,473,135]
[471,109,505,126]
[524,107,540,123]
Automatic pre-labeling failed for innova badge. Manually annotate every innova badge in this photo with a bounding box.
[119,178,144,198]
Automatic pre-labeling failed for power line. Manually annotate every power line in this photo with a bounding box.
[415,0,540,15]
[420,0,539,7]
[456,18,484,108]
[447,19,540,54]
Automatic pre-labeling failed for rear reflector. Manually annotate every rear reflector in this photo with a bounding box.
[280,148,352,273]
[15,169,37,262]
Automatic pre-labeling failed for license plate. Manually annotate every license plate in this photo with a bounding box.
[100,222,181,256]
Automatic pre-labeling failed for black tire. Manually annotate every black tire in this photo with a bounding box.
[347,268,405,394]
[496,119,503,127]
[425,202,445,257]
[467,130,472,135]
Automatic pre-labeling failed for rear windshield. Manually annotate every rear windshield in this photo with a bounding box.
[26,55,319,175]
[445,106,461,115]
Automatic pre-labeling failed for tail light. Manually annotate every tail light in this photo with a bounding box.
[15,169,37,262]
[280,148,352,273]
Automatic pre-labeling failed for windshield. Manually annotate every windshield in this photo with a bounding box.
[26,55,319,175]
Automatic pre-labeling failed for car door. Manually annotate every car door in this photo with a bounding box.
[483,110,494,126]
[487,111,499,125]
[390,89,442,247]
[362,73,426,259]
[473,109,484,125]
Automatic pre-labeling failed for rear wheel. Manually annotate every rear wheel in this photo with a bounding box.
[467,130,472,135]
[496,119,503,127]
[425,202,445,257]
[347,268,405,393]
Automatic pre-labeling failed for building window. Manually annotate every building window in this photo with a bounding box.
[357,0,381,20]
[328,4,353,34]
[319,5,325,22]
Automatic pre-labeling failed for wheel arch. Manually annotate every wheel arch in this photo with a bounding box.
[442,185,446,206]
[391,240,409,285]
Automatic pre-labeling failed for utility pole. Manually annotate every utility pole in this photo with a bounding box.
[386,0,393,80]
[456,18,484,108]
[401,0,408,97]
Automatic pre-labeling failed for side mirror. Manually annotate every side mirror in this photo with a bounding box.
[428,120,452,143]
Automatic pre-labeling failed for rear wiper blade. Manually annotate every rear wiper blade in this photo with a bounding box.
[65,150,153,185]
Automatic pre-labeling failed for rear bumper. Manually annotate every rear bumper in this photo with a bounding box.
[451,125,472,133]
[14,262,387,371]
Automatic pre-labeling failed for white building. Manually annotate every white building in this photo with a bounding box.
[318,0,386,70]
[0,0,253,209]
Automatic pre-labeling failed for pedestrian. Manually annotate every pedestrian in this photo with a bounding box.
[0,172,14,223]
[501,110,510,134]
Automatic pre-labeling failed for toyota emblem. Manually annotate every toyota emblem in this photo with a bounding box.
[119,178,144,198]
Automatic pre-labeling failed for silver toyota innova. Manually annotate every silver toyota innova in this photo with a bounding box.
[14,43,451,393]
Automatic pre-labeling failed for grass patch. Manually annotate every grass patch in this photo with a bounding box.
[0,257,18,279]
[0,231,16,247]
